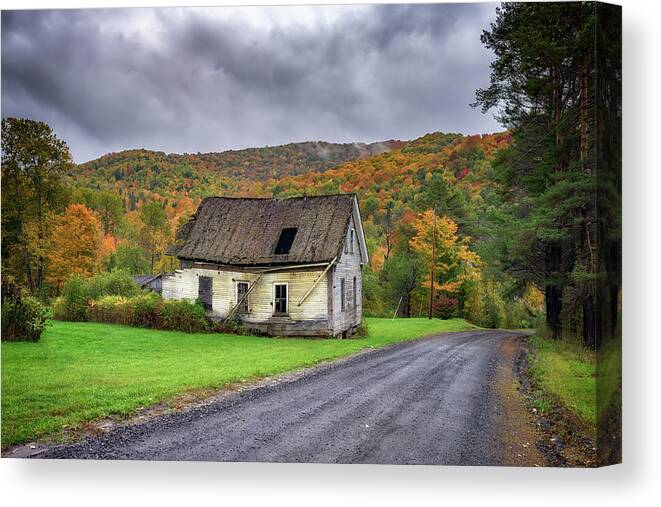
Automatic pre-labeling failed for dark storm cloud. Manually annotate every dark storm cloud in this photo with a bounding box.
[1,4,501,162]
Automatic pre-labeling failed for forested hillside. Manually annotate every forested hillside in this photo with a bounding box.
[5,116,542,333]
[71,128,542,329]
[72,140,403,211]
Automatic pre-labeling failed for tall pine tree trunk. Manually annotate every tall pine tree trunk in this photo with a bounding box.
[545,284,562,339]
[546,68,567,340]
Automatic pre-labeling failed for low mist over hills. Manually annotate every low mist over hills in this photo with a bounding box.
[74,139,404,198]
[69,133,502,213]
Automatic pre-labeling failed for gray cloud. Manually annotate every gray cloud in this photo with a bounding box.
[1,3,501,163]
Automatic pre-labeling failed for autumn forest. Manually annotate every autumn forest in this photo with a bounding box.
[1,2,621,354]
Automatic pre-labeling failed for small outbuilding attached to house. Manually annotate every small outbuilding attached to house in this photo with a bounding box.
[163,193,369,337]
[132,273,165,294]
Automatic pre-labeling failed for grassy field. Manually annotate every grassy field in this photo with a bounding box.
[528,335,597,428]
[1,317,474,447]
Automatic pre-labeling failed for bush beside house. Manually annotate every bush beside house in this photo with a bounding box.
[87,293,208,333]
[52,270,141,321]
[52,270,209,333]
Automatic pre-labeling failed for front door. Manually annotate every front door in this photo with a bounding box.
[198,276,212,311]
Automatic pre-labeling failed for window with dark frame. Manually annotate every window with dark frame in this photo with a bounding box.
[340,278,346,311]
[198,276,212,311]
[353,277,357,308]
[350,229,355,253]
[236,281,249,313]
[274,283,288,314]
[274,227,298,255]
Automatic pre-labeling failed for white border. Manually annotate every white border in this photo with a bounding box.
[3,2,661,507]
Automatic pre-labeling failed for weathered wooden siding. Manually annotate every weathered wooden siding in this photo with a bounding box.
[162,265,329,327]
[330,215,363,336]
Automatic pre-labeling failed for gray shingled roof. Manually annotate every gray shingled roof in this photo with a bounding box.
[132,274,163,291]
[168,194,356,266]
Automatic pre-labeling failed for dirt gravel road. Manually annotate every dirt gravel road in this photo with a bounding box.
[37,330,543,465]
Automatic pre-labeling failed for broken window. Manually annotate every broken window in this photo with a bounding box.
[236,281,249,313]
[274,283,288,314]
[274,227,298,255]
[198,276,212,311]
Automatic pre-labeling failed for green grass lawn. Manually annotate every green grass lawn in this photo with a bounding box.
[1,317,474,447]
[528,335,597,428]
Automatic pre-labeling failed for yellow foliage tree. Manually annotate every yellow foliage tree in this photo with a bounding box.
[409,210,482,294]
[46,204,103,291]
[521,283,545,314]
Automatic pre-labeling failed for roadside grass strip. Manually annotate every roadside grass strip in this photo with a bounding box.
[529,335,597,428]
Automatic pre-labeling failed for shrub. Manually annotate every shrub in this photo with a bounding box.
[51,296,67,321]
[56,271,141,321]
[504,299,535,329]
[129,292,162,328]
[158,299,209,333]
[88,295,133,326]
[86,270,140,300]
[1,280,49,341]
[88,294,205,332]
[59,275,92,322]
[433,294,459,319]
[51,269,215,334]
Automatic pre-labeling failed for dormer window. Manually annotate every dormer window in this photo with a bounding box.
[274,227,298,255]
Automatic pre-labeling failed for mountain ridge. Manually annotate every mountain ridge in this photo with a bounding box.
[75,138,406,182]
[67,132,509,226]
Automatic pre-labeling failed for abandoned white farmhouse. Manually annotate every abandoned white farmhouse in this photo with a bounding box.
[163,194,368,337]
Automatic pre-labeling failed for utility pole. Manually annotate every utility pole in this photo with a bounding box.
[428,210,436,320]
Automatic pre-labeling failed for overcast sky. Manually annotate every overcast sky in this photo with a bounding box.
[1,3,501,163]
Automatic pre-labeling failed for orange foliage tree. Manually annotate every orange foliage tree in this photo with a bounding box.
[46,204,103,291]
